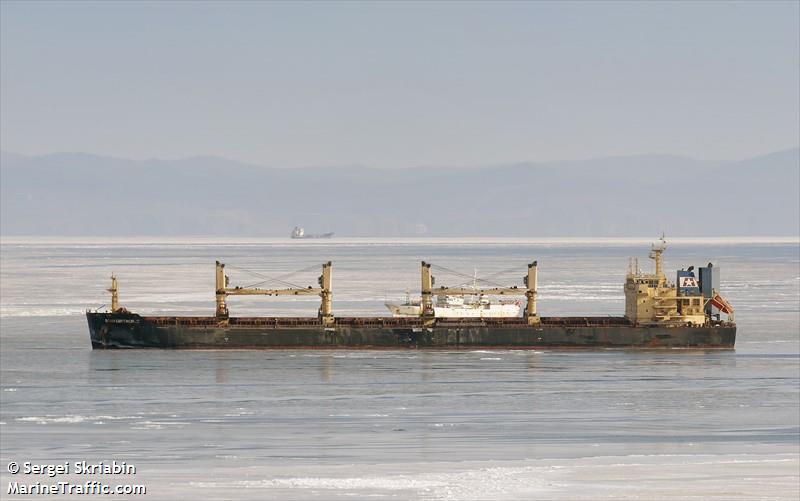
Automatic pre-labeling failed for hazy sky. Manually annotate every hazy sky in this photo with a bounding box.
[1,1,798,167]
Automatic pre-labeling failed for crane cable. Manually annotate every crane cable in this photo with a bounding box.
[430,264,522,289]
[226,263,319,290]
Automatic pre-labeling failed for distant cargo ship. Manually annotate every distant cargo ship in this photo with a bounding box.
[86,236,736,349]
[291,226,334,239]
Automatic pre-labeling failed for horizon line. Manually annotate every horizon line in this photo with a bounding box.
[2,235,798,246]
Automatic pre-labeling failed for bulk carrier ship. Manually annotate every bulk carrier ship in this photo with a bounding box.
[86,238,736,349]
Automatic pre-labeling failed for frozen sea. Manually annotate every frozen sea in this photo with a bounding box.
[1,237,798,500]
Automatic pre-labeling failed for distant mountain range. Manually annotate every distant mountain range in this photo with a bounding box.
[1,148,798,236]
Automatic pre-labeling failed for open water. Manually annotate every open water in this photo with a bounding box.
[1,237,798,500]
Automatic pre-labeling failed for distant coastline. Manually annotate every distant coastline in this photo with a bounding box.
[2,149,797,238]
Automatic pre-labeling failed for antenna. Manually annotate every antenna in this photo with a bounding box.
[648,233,667,283]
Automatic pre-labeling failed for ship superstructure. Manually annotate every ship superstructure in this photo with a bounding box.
[624,236,734,326]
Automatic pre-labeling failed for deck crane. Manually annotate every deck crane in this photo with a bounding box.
[420,261,540,325]
[215,261,333,326]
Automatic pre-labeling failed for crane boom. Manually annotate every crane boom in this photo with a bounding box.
[431,287,523,296]
[223,287,321,296]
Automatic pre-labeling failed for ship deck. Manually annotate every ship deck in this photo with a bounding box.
[141,315,633,328]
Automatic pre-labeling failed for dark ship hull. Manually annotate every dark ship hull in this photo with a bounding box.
[87,312,736,349]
